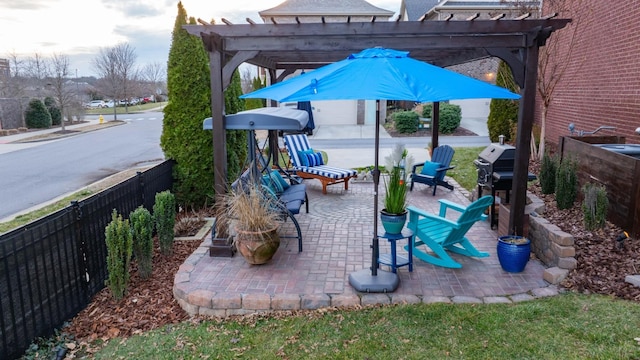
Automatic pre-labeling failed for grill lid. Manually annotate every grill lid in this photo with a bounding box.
[478,143,515,163]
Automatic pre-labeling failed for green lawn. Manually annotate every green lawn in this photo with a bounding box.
[447,146,486,192]
[92,293,640,359]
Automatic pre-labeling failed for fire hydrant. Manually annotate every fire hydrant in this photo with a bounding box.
[99,115,104,124]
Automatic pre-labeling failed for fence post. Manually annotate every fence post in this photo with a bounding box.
[71,201,90,301]
[137,171,145,210]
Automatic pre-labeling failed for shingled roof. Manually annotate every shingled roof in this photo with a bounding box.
[400,0,439,21]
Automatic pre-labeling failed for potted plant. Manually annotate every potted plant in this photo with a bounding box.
[225,181,282,265]
[381,144,414,234]
[496,235,531,273]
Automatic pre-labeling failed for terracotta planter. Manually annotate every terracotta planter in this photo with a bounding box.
[234,226,280,265]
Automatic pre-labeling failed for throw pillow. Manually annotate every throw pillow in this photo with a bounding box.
[269,171,290,190]
[306,153,318,167]
[420,161,441,177]
[262,174,283,194]
[297,149,314,167]
[313,152,324,166]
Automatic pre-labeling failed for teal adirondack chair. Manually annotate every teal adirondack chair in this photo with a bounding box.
[405,195,493,268]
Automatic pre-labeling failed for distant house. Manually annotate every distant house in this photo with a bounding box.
[399,0,540,124]
[258,0,394,127]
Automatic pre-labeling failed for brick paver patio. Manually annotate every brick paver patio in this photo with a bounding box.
[174,178,553,316]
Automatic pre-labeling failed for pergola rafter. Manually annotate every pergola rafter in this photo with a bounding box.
[185,17,569,236]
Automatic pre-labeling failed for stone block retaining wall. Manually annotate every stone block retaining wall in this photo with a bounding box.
[526,192,575,285]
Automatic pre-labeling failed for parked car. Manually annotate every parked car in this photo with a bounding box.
[104,100,115,108]
[117,98,140,106]
[141,96,154,104]
[85,100,107,109]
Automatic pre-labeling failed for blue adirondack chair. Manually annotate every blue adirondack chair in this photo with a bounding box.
[410,145,455,196]
[405,195,493,268]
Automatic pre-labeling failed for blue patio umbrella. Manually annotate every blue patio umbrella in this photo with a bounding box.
[241,47,520,292]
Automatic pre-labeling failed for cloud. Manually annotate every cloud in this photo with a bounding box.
[0,0,48,10]
[100,0,164,17]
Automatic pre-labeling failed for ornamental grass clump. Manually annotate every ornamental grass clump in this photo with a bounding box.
[383,144,414,215]
[226,181,281,235]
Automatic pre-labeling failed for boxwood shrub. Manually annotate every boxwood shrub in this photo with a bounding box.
[393,110,419,134]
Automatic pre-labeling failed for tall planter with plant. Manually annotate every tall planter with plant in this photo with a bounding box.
[381,144,414,234]
[226,181,282,264]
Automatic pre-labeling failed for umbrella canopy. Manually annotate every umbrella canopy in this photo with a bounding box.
[240,47,520,103]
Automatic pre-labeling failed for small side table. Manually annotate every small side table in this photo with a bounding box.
[377,229,414,273]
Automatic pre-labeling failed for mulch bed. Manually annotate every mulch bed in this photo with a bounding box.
[385,126,478,138]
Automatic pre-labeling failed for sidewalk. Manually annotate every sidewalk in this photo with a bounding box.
[0,119,105,155]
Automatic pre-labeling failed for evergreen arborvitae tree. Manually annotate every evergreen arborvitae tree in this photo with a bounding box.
[44,96,62,126]
[245,76,265,109]
[25,98,52,128]
[487,61,520,142]
[161,2,213,207]
[224,70,247,181]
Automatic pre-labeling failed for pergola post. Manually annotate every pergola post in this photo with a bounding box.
[509,35,540,236]
[209,47,227,196]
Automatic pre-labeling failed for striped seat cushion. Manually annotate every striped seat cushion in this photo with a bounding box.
[297,165,357,179]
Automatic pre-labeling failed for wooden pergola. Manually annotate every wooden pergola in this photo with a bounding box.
[185,15,569,236]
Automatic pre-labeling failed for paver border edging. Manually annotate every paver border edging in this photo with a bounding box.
[173,236,561,317]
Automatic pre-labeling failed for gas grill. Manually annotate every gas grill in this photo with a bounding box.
[473,143,536,228]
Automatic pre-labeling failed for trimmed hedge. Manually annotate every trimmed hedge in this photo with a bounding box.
[393,110,419,133]
[420,103,461,134]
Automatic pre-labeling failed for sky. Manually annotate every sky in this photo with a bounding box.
[0,0,399,78]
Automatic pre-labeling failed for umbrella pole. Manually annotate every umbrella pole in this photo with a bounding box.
[371,102,380,277]
[348,100,399,292]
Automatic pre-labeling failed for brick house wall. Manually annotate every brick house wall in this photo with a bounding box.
[540,0,640,147]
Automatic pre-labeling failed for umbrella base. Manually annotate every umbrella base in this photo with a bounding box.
[348,268,399,293]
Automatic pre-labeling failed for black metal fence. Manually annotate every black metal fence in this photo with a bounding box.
[0,160,174,360]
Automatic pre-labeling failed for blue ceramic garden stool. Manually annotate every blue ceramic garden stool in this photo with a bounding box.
[378,229,414,273]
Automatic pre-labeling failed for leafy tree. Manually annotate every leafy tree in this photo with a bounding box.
[487,61,519,142]
[162,2,214,207]
[44,96,62,126]
[93,43,137,120]
[25,98,51,128]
